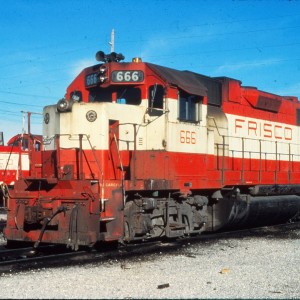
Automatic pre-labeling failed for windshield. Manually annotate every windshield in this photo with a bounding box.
[88,86,142,105]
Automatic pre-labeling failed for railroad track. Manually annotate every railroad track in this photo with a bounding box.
[0,221,299,276]
[0,240,164,275]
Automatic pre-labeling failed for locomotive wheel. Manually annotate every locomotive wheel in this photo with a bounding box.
[124,221,134,241]
[182,215,191,235]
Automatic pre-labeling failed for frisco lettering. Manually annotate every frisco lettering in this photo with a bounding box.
[235,118,292,140]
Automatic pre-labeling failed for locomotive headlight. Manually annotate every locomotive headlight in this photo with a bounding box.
[99,75,108,83]
[57,98,73,112]
[99,65,106,74]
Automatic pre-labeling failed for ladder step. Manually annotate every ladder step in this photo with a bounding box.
[100,217,115,222]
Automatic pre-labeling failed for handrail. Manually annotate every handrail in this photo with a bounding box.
[52,133,105,200]
[112,133,126,206]
[207,116,223,137]
[209,114,297,185]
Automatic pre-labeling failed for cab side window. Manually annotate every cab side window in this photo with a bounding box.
[148,84,164,116]
[148,85,164,109]
[179,91,202,122]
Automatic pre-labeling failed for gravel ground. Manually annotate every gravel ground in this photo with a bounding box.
[0,223,299,299]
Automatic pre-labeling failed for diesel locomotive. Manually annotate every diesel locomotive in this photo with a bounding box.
[0,132,42,207]
[4,51,300,250]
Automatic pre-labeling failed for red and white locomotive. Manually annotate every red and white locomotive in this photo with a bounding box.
[0,133,42,207]
[4,51,300,249]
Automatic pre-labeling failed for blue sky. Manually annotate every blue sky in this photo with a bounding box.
[0,0,300,142]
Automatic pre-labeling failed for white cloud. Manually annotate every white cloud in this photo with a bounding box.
[213,58,281,74]
[138,24,211,64]
[69,58,95,79]
[139,37,170,62]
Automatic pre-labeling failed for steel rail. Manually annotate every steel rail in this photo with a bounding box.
[0,221,299,275]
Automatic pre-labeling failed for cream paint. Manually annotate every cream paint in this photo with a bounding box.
[226,113,300,160]
[0,152,29,184]
[44,100,300,163]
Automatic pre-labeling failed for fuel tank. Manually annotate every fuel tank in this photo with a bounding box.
[225,194,300,229]
[210,191,300,231]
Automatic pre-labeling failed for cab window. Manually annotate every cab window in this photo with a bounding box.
[117,87,141,105]
[179,91,202,122]
[148,84,164,116]
[89,86,142,105]
[148,84,164,109]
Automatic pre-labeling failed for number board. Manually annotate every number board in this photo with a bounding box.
[85,73,98,87]
[111,70,144,83]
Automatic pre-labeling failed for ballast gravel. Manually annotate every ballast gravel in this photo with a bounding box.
[0,225,299,299]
